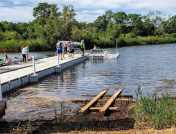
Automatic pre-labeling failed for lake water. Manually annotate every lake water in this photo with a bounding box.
[4,43,176,121]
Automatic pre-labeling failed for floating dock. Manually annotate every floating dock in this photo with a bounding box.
[0,54,88,93]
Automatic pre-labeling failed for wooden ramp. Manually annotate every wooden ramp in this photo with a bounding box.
[100,87,123,113]
[80,87,125,114]
[80,89,109,113]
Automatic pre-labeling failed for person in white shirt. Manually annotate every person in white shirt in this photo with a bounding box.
[21,46,26,62]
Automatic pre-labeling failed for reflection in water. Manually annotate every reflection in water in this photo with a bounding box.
[4,43,176,121]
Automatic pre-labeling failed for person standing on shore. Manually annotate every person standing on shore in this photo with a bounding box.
[80,40,85,56]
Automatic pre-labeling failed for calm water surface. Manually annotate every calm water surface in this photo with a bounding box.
[33,43,176,97]
[4,43,176,121]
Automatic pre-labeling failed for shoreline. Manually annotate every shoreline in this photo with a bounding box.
[1,39,176,53]
[1,96,176,134]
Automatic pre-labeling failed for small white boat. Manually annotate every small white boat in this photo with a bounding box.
[89,40,120,60]
[90,49,119,60]
[103,50,120,60]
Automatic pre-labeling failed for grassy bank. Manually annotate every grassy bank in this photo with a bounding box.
[134,87,176,129]
[0,39,50,52]
[86,34,176,48]
[118,34,176,47]
[1,34,176,52]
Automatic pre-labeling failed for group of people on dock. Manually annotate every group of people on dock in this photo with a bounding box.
[0,40,85,66]
[56,40,85,60]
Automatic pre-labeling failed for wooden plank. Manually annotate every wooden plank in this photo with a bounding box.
[80,89,109,113]
[81,94,133,98]
[99,87,124,113]
[117,98,129,101]
[98,98,130,103]
[89,107,119,111]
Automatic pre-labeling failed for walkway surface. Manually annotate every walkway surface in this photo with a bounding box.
[0,54,83,84]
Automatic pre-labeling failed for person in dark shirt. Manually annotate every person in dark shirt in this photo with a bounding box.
[70,41,75,58]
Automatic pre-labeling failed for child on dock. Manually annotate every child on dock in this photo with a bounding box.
[70,41,75,58]
[63,43,68,58]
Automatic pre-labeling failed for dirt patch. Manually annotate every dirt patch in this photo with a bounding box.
[0,98,136,133]
[26,95,58,108]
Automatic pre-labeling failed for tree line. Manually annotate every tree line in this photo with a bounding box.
[1,2,176,52]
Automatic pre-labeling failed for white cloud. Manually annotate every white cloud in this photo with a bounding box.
[129,0,176,9]
[0,0,176,22]
[0,6,34,22]
[76,9,105,22]
[58,0,176,10]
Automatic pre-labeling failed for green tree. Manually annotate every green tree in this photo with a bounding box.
[33,2,51,18]
[94,15,108,31]
[60,5,76,40]
[142,15,155,36]
[165,16,176,34]
[127,14,144,35]
[113,12,127,24]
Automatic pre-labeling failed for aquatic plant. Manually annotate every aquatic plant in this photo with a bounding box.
[134,87,176,129]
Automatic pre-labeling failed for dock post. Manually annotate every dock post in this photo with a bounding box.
[32,56,36,75]
[30,56,38,83]
[55,54,61,73]
[0,77,2,100]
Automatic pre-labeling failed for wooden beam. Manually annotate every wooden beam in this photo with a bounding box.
[81,94,133,98]
[99,98,130,101]
[79,89,109,113]
[99,87,124,113]
[89,107,119,111]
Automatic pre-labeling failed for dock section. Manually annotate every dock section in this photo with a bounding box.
[0,54,88,93]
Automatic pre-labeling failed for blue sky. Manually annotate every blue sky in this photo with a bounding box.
[0,0,176,22]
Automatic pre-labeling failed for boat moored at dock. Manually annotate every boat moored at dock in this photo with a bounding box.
[88,49,120,60]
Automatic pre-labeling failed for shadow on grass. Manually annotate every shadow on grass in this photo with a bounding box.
[0,118,134,133]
